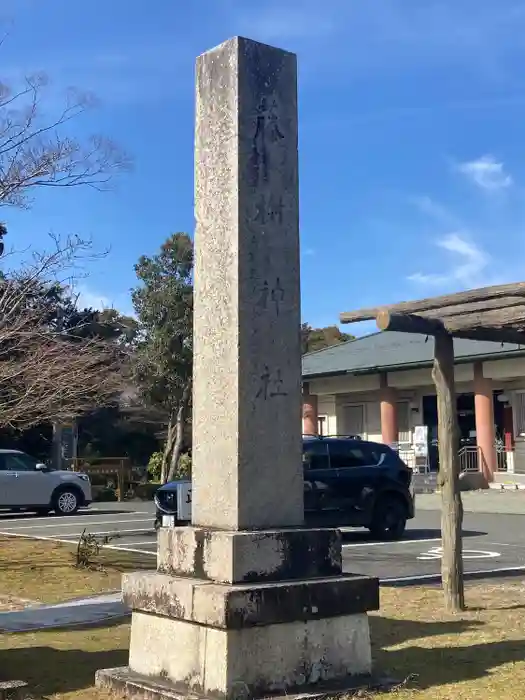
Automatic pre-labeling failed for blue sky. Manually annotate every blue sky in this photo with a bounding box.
[2,0,525,333]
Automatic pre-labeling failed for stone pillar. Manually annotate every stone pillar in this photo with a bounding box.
[96,37,378,700]
[302,387,318,435]
[380,378,398,446]
[474,363,497,481]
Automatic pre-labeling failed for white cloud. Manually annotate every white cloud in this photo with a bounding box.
[457,155,513,191]
[72,285,134,316]
[74,285,112,311]
[408,232,490,288]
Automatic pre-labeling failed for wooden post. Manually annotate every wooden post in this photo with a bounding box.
[432,332,465,611]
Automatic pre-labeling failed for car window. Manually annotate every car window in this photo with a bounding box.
[1,453,39,472]
[302,441,330,470]
[328,441,378,469]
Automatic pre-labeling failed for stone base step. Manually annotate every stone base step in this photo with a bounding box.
[0,681,29,700]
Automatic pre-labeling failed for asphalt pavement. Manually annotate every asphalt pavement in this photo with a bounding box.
[1,498,525,585]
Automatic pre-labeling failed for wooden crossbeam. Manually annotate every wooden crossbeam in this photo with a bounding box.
[340,281,525,324]
[376,310,525,345]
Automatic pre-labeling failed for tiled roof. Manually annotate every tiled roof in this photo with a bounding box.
[302,331,525,378]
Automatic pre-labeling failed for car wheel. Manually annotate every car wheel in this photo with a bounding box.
[53,488,80,516]
[369,496,407,541]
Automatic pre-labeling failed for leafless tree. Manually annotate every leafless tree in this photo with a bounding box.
[0,320,122,430]
[0,235,125,430]
[0,71,130,209]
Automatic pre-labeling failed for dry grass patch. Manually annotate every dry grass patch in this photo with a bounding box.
[371,581,525,699]
[0,535,154,604]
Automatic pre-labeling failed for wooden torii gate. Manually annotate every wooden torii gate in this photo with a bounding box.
[340,281,525,611]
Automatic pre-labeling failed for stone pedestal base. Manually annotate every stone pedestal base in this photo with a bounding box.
[127,608,370,694]
[96,526,379,700]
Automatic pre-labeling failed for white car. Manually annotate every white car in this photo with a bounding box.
[0,450,92,515]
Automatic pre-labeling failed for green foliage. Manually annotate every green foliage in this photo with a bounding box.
[131,233,193,415]
[148,450,191,482]
[176,452,192,479]
[301,323,354,354]
[148,451,163,482]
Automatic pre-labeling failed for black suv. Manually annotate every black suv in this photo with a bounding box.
[302,435,415,539]
[154,435,415,540]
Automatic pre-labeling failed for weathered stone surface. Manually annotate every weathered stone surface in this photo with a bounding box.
[193,36,302,531]
[95,35,377,700]
[122,571,379,628]
[157,526,342,583]
[121,609,371,696]
[0,681,29,700]
[96,667,394,700]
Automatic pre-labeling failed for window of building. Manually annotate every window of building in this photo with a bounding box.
[318,415,327,436]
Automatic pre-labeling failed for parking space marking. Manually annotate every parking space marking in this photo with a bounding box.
[0,531,157,557]
[0,517,153,531]
[342,537,441,549]
[111,540,156,547]
[417,546,501,561]
[0,511,150,525]
[105,544,156,556]
[2,528,155,539]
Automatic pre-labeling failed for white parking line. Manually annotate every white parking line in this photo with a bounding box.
[0,531,157,557]
[110,540,156,547]
[1,528,155,539]
[0,511,150,524]
[105,544,156,556]
[342,537,441,549]
[0,517,153,531]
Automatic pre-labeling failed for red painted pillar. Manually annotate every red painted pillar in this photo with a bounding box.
[474,363,496,481]
[302,392,318,436]
[380,385,398,446]
[503,404,514,451]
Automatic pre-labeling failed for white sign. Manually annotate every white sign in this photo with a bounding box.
[417,546,501,561]
[177,480,192,522]
[162,514,176,528]
[413,425,428,458]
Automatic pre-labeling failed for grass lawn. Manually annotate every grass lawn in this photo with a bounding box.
[1,538,525,699]
[0,536,154,605]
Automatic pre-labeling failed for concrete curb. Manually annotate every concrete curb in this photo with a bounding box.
[489,483,525,491]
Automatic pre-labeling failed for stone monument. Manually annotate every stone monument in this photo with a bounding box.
[96,36,379,700]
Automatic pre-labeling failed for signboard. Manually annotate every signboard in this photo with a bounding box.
[53,422,78,469]
[413,425,428,458]
[177,481,192,522]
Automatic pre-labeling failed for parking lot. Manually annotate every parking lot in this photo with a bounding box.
[1,501,525,584]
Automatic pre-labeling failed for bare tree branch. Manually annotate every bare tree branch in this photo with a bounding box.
[0,69,131,209]
[0,236,125,430]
